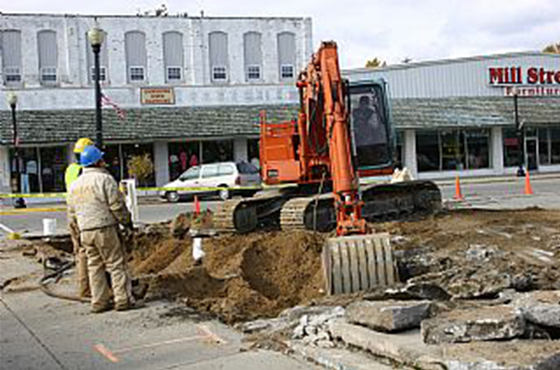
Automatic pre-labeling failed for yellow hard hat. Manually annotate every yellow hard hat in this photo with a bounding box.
[74,138,94,153]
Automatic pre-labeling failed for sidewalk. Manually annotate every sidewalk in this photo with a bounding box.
[0,240,321,370]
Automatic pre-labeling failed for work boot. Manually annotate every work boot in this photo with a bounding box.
[91,302,113,314]
[115,300,145,312]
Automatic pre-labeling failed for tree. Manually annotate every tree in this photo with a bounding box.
[127,153,154,186]
[365,57,387,68]
[543,42,560,54]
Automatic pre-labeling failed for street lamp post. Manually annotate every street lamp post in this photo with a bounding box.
[88,27,104,148]
[512,87,526,177]
[7,92,26,208]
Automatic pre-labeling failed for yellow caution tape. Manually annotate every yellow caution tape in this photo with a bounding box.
[0,192,67,199]
[0,207,66,215]
[0,183,297,199]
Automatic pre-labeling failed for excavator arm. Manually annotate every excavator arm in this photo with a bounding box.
[298,42,367,236]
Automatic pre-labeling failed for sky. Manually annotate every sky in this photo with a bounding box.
[3,0,560,68]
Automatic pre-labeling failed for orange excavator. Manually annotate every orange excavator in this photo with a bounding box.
[214,41,441,294]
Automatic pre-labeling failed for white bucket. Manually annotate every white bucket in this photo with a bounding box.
[43,218,57,236]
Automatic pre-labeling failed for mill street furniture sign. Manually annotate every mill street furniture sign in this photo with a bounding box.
[488,66,560,96]
[140,87,175,105]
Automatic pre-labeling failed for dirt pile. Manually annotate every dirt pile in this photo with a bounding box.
[130,226,326,324]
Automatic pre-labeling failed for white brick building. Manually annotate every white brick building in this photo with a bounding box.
[0,13,313,193]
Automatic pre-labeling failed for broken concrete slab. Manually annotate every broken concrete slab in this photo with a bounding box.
[442,341,560,370]
[346,300,433,332]
[288,340,397,370]
[523,305,560,328]
[421,305,525,344]
[328,319,560,370]
[512,290,560,307]
[510,291,560,329]
[328,319,446,370]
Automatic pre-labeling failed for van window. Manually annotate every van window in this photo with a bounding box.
[218,164,235,176]
[201,164,219,178]
[236,162,259,174]
[180,166,200,180]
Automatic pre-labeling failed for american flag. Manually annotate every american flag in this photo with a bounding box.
[101,94,126,121]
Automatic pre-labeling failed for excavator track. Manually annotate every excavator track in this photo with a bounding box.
[215,180,442,234]
[214,189,293,234]
[280,195,335,232]
[278,180,441,232]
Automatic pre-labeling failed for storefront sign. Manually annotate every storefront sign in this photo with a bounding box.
[488,66,560,85]
[503,85,560,97]
[140,88,175,105]
[488,66,560,96]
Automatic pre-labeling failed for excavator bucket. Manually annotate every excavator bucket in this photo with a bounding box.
[322,233,398,295]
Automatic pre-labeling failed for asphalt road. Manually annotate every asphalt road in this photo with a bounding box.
[1,177,559,238]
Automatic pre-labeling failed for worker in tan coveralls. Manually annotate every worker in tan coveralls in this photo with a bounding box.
[65,138,94,298]
[67,145,135,313]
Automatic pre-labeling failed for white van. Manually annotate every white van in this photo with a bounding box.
[161,161,261,202]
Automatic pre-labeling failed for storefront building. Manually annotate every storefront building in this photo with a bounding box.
[0,13,312,194]
[346,52,560,180]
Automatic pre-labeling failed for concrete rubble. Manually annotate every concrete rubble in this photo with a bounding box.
[421,305,525,344]
[346,300,434,332]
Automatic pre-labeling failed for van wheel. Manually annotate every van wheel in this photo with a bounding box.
[166,191,180,203]
[218,186,230,201]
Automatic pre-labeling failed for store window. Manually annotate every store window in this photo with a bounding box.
[441,130,465,170]
[168,142,200,181]
[417,129,490,172]
[538,128,550,166]
[394,131,404,169]
[202,140,233,164]
[9,146,67,193]
[248,138,260,168]
[122,143,155,186]
[465,129,490,169]
[551,128,560,165]
[416,131,440,172]
[104,144,123,181]
[503,128,522,167]
[40,146,67,192]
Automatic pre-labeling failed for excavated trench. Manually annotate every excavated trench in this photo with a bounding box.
[34,208,560,325]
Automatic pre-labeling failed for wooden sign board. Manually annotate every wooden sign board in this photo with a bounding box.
[140,88,175,105]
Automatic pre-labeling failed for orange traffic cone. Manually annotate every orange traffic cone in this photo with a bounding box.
[454,175,464,200]
[194,195,201,215]
[524,170,533,195]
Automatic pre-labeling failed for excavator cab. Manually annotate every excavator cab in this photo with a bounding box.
[348,81,395,174]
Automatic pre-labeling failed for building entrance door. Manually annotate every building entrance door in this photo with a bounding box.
[525,137,538,171]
